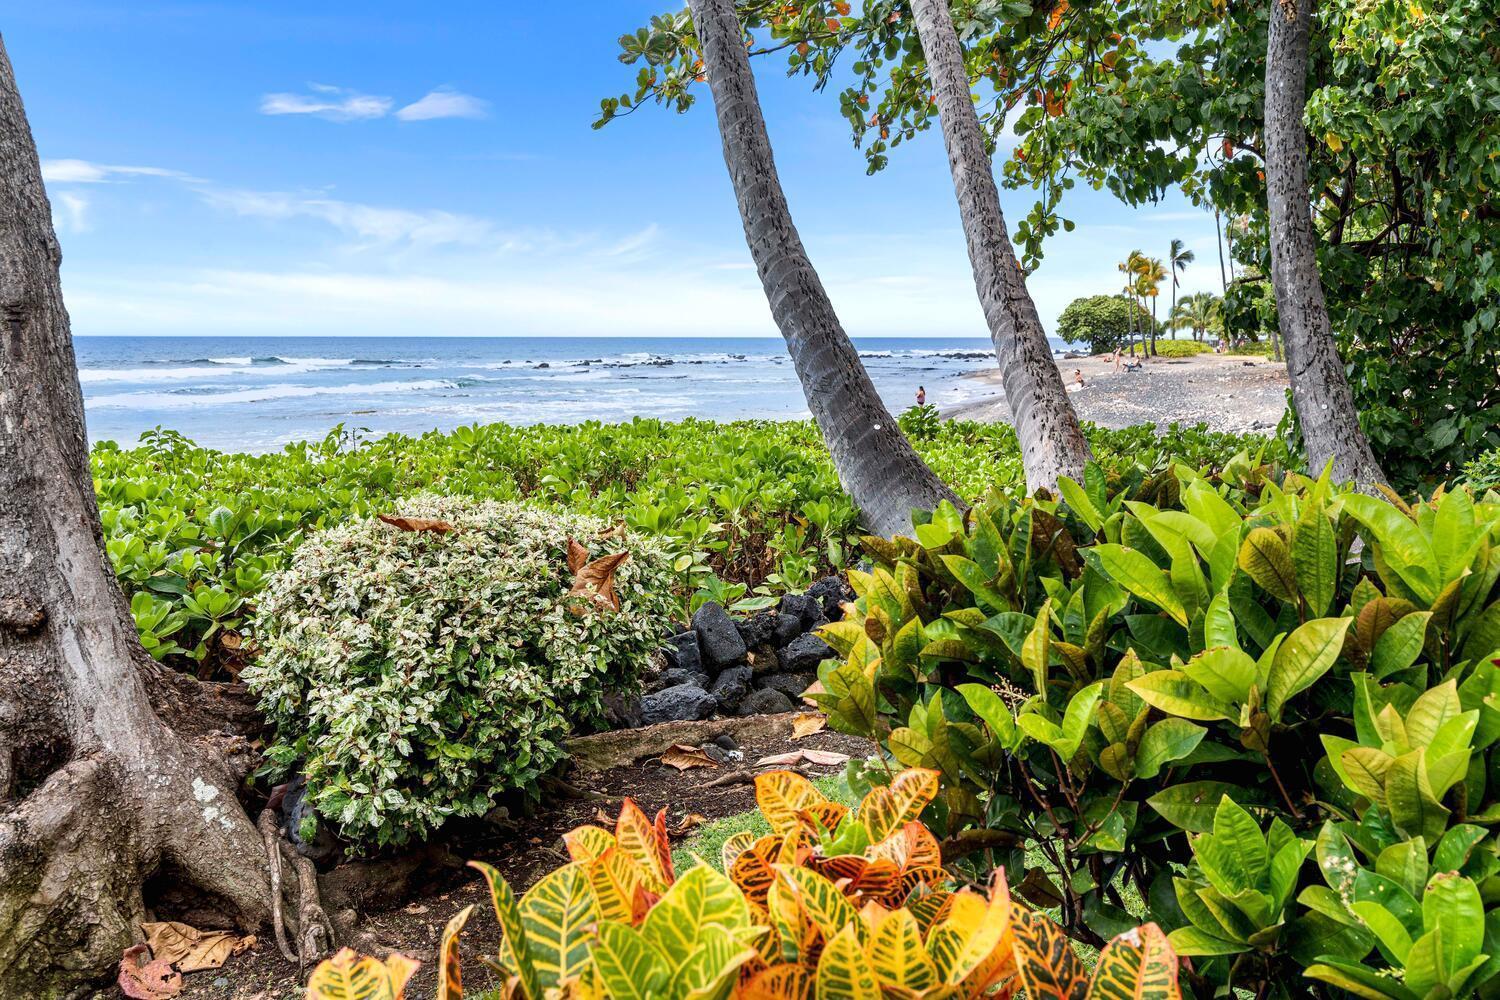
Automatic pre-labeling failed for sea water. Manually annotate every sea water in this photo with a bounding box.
[73,335,1048,453]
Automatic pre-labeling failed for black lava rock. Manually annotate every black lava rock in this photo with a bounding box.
[601,691,645,729]
[640,683,716,724]
[693,602,747,670]
[278,776,338,862]
[655,667,710,691]
[781,632,835,673]
[747,647,781,675]
[736,610,778,649]
[772,611,804,648]
[709,665,753,713]
[807,575,855,621]
[778,593,820,629]
[662,631,702,674]
[737,688,796,716]
[754,672,816,700]
[711,734,739,752]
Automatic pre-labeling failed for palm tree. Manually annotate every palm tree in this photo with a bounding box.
[1137,256,1167,355]
[1167,238,1195,342]
[1263,0,1385,487]
[686,0,959,536]
[1172,292,1222,341]
[1119,251,1146,356]
[908,0,1091,492]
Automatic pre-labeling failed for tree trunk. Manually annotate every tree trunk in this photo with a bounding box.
[0,38,277,996]
[908,0,1090,493]
[1263,0,1385,487]
[687,0,960,536]
[1149,298,1158,354]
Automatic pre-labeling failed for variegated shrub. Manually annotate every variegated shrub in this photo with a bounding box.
[244,495,678,847]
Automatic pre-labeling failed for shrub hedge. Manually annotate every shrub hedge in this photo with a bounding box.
[812,460,1500,997]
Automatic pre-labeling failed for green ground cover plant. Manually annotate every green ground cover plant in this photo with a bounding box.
[811,457,1500,997]
[1150,340,1213,358]
[93,418,1283,681]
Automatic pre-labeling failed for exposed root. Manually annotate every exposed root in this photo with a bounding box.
[258,808,297,963]
[258,807,334,969]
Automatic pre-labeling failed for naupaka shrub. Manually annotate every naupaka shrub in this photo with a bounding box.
[243,495,677,848]
[812,458,1500,997]
[306,767,1189,999]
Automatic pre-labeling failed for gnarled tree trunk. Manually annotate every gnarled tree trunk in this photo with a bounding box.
[1263,0,1385,487]
[0,37,275,997]
[688,0,960,537]
[909,0,1091,494]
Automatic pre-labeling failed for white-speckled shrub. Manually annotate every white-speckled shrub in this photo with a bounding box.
[244,495,678,848]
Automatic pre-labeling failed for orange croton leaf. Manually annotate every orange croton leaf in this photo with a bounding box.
[378,514,456,534]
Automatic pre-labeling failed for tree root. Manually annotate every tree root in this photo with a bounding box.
[258,807,334,969]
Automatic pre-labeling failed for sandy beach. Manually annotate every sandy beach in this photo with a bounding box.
[945,351,1290,434]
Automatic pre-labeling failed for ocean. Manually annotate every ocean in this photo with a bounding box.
[72,335,1031,453]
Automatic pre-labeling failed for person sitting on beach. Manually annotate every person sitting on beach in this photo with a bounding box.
[1073,369,1085,389]
[916,385,926,406]
[1124,357,1143,372]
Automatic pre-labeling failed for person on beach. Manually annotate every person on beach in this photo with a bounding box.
[916,386,926,406]
[1073,369,1085,390]
[1111,350,1122,373]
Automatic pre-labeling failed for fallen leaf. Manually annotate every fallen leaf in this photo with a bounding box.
[378,514,456,534]
[791,712,827,740]
[661,744,719,771]
[668,813,710,837]
[755,748,850,768]
[140,922,253,974]
[567,539,631,614]
[594,807,614,824]
[801,679,826,704]
[119,945,182,1000]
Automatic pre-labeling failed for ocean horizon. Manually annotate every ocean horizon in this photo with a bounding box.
[73,335,1068,453]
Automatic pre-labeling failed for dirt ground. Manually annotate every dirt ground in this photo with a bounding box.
[118,725,873,1000]
[944,351,1290,435]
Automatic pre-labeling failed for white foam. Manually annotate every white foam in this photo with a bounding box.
[88,379,459,409]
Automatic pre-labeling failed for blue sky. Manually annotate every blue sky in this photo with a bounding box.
[10,1,1224,338]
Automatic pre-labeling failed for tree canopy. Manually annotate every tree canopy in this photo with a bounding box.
[1057,293,1154,353]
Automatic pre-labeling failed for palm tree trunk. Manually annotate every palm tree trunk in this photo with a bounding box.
[0,39,278,995]
[908,0,1090,492]
[1263,0,1385,487]
[1149,297,1158,354]
[687,0,960,536]
[1215,210,1229,295]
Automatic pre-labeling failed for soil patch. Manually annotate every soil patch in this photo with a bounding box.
[118,725,872,1000]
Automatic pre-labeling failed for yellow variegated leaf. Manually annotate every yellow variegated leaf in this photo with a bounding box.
[1011,909,1090,1000]
[562,824,617,863]
[306,948,420,1000]
[777,865,862,944]
[613,798,671,893]
[767,880,818,965]
[642,864,753,959]
[730,835,784,909]
[678,925,760,1000]
[926,882,1013,986]
[860,767,941,843]
[468,861,543,1000]
[588,847,650,926]
[518,862,596,991]
[741,963,815,1000]
[436,904,474,1000]
[815,924,881,1000]
[591,921,672,1000]
[756,770,830,838]
[721,829,758,874]
[866,908,938,993]
[1088,923,1182,1000]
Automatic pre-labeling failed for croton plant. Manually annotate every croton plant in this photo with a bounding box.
[305,768,1185,998]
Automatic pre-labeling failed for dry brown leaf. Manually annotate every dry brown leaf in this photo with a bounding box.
[661,743,719,771]
[791,712,827,740]
[140,921,254,974]
[567,541,631,614]
[594,807,614,825]
[378,514,456,534]
[566,536,590,575]
[801,679,826,704]
[119,945,182,1000]
[668,813,710,837]
[755,748,850,768]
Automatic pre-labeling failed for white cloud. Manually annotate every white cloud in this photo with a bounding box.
[41,159,200,184]
[200,188,506,249]
[259,84,393,121]
[395,88,489,122]
[54,192,90,233]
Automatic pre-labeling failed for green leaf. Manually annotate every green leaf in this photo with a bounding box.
[1267,617,1352,719]
[1292,506,1338,616]
[1181,645,1257,704]
[1093,544,1188,626]
[1343,494,1440,605]
[1127,670,1234,722]
[1148,781,1242,833]
[1387,749,1451,843]
[1134,718,1207,779]
[1370,612,1432,680]
[956,682,1020,751]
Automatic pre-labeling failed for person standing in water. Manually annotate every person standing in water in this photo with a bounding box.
[916,386,927,406]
